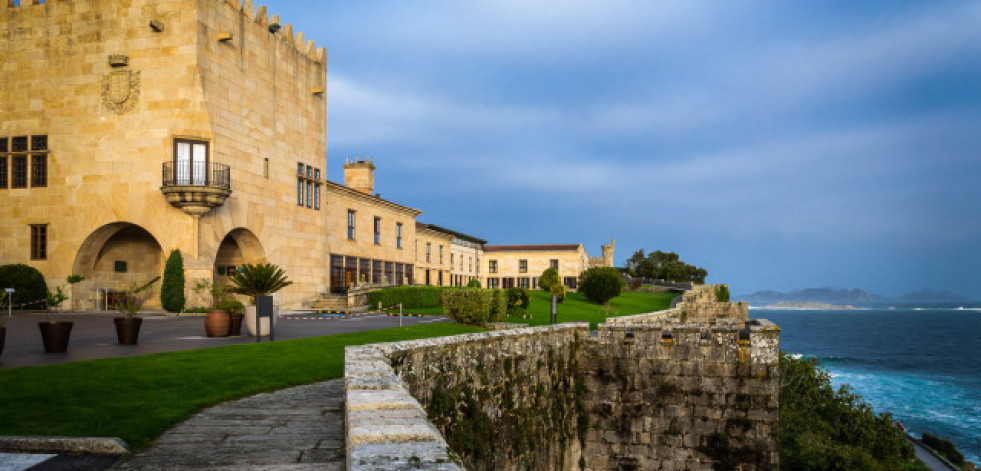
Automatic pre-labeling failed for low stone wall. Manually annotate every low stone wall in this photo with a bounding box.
[344,289,780,471]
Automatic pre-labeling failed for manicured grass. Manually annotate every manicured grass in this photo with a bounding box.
[0,323,485,450]
[399,290,678,329]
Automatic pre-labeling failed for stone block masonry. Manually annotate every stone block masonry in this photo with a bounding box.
[344,287,779,470]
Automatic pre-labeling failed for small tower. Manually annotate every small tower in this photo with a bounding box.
[601,238,615,267]
[343,157,375,195]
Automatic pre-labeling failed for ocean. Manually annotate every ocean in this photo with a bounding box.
[756,304,981,463]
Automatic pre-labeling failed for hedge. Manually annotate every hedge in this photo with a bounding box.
[489,289,507,322]
[442,288,492,325]
[160,249,185,312]
[0,264,49,310]
[366,286,445,309]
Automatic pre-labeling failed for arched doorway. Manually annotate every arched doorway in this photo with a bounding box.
[72,222,165,310]
[214,228,266,282]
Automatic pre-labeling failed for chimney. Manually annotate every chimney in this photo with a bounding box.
[343,157,376,195]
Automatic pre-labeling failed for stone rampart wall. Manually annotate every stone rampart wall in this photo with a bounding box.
[344,290,780,471]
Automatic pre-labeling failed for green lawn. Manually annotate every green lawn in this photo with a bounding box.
[0,323,484,450]
[399,290,678,329]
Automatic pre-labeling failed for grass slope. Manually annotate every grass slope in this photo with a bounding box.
[0,323,484,450]
[400,290,677,329]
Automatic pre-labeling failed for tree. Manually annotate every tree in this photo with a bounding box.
[466,279,481,288]
[160,249,185,312]
[578,267,625,304]
[538,267,560,292]
[625,249,708,283]
[0,264,49,309]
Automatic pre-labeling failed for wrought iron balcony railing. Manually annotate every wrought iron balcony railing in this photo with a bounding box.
[162,162,231,190]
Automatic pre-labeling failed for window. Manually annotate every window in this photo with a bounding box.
[396,223,403,248]
[426,242,431,262]
[488,277,499,289]
[550,259,559,270]
[30,155,46,187]
[439,245,444,264]
[174,139,209,185]
[469,257,472,272]
[373,217,381,245]
[305,180,312,208]
[297,162,304,175]
[11,156,27,188]
[264,158,269,178]
[532,277,538,289]
[347,210,356,239]
[518,277,530,289]
[297,178,304,206]
[489,260,498,274]
[564,277,578,289]
[519,259,528,273]
[450,253,454,266]
[306,165,312,178]
[313,183,320,210]
[114,261,128,273]
[314,168,321,180]
[0,156,7,189]
[30,224,47,260]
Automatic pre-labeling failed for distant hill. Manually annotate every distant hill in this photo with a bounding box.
[736,288,883,305]
[736,287,975,305]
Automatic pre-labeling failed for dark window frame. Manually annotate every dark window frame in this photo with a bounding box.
[396,222,403,249]
[31,154,47,187]
[11,156,27,188]
[519,259,528,273]
[172,138,210,186]
[489,260,498,274]
[30,224,47,260]
[373,216,381,245]
[347,209,356,240]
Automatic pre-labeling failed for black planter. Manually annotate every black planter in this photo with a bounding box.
[39,321,73,353]
[114,317,143,345]
[228,314,244,336]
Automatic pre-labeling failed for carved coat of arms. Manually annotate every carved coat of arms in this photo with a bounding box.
[101,70,141,114]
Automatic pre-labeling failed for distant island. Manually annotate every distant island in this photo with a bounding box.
[736,287,975,305]
[757,301,855,310]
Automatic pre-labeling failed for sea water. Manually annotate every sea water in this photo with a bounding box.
[758,305,981,463]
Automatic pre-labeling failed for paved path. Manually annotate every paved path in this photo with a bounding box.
[112,379,345,470]
[910,438,962,471]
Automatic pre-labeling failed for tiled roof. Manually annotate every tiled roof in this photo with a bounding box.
[483,244,582,252]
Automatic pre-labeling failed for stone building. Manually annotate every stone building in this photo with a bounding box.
[0,0,615,310]
[484,243,608,291]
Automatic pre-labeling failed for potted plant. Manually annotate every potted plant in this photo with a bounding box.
[224,298,245,336]
[66,274,85,311]
[115,283,152,345]
[227,263,292,337]
[194,281,231,337]
[39,286,71,353]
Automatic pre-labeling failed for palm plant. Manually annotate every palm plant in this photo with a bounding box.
[227,263,293,305]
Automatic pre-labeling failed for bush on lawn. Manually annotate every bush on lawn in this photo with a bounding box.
[550,284,566,303]
[443,288,492,325]
[466,279,481,288]
[160,249,185,312]
[489,289,507,322]
[506,287,531,315]
[538,267,560,292]
[367,286,444,309]
[0,264,49,310]
[579,267,625,304]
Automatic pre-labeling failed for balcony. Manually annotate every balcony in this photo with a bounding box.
[160,162,232,217]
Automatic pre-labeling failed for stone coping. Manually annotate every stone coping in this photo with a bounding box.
[344,323,589,470]
[0,436,129,456]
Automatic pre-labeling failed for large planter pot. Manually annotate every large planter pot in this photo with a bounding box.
[39,321,73,353]
[228,313,244,336]
[244,306,277,337]
[114,317,143,345]
[204,310,230,337]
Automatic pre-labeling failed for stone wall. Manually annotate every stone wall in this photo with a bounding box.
[345,293,780,470]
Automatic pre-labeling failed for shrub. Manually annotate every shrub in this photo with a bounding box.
[550,284,566,303]
[160,249,185,312]
[921,433,965,466]
[489,289,507,322]
[466,279,481,288]
[0,264,49,310]
[629,279,642,291]
[715,285,730,302]
[578,267,625,304]
[506,287,530,314]
[227,263,293,305]
[538,267,560,292]
[366,286,444,309]
[780,353,919,471]
[442,288,492,325]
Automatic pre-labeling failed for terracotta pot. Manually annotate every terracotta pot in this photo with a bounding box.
[0,326,5,357]
[205,310,230,337]
[39,321,73,353]
[114,317,143,345]
[228,313,244,336]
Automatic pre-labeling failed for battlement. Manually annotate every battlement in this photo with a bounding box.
[2,0,326,64]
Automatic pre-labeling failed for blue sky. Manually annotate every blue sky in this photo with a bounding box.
[260,1,981,298]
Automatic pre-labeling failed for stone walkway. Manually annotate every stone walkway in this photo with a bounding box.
[112,379,345,470]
